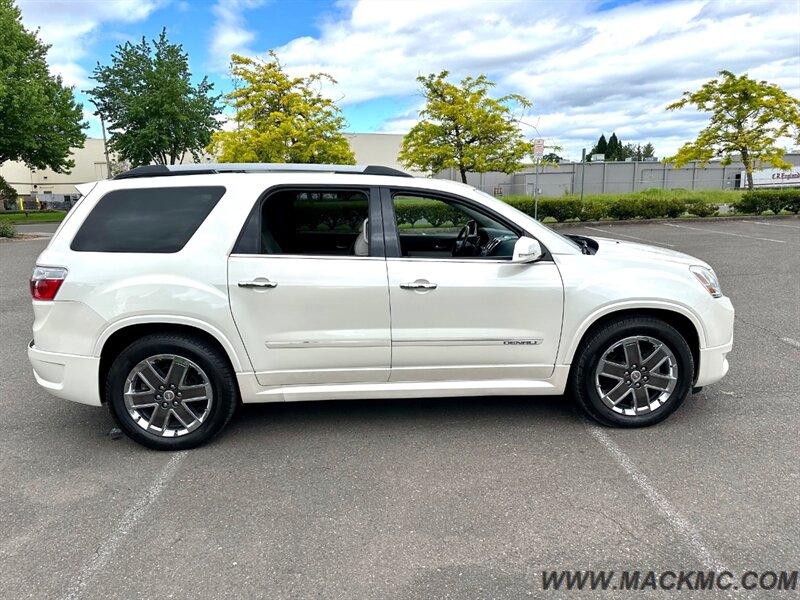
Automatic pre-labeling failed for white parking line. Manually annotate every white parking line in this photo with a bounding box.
[780,337,800,349]
[584,226,676,247]
[585,423,727,571]
[743,221,800,230]
[662,223,786,243]
[60,451,187,600]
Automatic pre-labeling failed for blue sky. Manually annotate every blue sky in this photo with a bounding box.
[17,0,800,160]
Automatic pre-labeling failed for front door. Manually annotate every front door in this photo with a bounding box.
[383,189,564,382]
[228,186,391,386]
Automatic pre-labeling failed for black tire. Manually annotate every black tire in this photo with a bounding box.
[569,316,693,427]
[105,334,238,450]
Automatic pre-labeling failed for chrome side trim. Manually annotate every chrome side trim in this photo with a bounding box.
[393,338,543,347]
[266,339,391,349]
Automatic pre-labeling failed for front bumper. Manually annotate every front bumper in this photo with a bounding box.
[28,341,101,406]
[695,340,732,387]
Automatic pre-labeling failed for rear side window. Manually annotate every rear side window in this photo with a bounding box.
[71,186,225,253]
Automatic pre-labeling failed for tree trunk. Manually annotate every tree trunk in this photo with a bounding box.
[741,149,754,190]
[459,167,468,184]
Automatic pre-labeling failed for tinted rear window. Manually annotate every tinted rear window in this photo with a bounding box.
[71,186,225,253]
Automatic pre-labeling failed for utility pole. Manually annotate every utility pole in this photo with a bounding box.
[580,148,587,202]
[90,100,112,178]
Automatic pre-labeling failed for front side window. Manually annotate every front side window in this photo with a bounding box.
[71,186,225,253]
[259,189,371,256]
[392,192,519,259]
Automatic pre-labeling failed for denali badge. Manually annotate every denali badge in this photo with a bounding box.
[504,339,543,345]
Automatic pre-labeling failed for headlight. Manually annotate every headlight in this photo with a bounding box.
[690,266,722,298]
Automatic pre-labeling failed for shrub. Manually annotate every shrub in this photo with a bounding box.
[685,198,716,217]
[536,197,582,222]
[0,220,15,238]
[580,198,608,221]
[607,197,641,220]
[738,189,800,215]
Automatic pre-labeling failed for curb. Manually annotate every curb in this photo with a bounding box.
[547,214,800,228]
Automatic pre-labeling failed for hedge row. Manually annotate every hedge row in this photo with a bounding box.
[736,189,800,215]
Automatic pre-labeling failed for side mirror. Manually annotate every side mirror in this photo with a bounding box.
[511,236,543,263]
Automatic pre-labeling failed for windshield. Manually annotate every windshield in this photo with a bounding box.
[471,188,584,251]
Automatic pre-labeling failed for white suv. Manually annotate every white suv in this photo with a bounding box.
[28,164,734,450]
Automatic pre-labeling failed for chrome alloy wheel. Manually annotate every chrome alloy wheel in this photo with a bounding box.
[594,336,678,416]
[124,354,213,437]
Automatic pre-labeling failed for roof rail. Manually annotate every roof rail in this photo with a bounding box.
[113,163,413,180]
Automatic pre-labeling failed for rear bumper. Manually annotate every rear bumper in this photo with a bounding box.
[695,340,732,387]
[28,341,101,406]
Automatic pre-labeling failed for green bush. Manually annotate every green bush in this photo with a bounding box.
[739,189,800,215]
[607,197,641,220]
[580,198,608,221]
[685,198,716,217]
[0,220,15,238]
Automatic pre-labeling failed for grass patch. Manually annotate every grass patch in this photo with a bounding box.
[0,211,68,223]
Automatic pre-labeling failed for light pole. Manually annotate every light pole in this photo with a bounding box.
[90,100,112,178]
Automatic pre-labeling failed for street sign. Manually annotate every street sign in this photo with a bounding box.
[533,138,545,161]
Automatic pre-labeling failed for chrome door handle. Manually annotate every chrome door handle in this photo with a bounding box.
[238,279,278,288]
[400,281,438,290]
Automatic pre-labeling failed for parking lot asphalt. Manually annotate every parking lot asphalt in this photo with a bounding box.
[1,219,798,599]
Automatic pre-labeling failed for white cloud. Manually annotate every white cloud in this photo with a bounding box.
[267,0,800,159]
[17,0,165,87]
[208,0,268,72]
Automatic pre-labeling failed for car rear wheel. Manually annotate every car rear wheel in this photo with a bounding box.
[105,334,238,450]
[570,316,694,427]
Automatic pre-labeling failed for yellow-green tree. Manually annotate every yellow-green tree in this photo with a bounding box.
[209,53,355,164]
[399,71,532,183]
[666,70,800,190]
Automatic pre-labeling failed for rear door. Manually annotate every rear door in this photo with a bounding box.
[228,186,391,386]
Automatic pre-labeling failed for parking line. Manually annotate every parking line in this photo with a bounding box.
[662,223,786,243]
[780,337,800,349]
[743,221,800,230]
[584,226,676,247]
[60,451,187,600]
[585,423,727,571]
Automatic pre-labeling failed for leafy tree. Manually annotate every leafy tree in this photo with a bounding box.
[666,70,800,189]
[0,0,86,208]
[542,152,563,164]
[87,29,221,166]
[642,142,655,159]
[209,52,355,164]
[399,71,532,182]
[0,175,18,210]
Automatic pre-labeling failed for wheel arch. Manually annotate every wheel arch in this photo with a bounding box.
[564,305,702,384]
[97,319,247,404]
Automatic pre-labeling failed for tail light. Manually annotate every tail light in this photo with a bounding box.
[30,266,68,301]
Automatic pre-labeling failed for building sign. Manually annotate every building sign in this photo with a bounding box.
[744,167,800,188]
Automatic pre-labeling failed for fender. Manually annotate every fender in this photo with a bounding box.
[92,314,253,373]
[559,299,708,366]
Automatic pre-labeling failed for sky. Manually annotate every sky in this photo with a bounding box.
[16,0,800,161]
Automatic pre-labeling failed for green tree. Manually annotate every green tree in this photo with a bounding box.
[399,71,532,182]
[588,134,608,160]
[607,132,622,161]
[642,142,655,159]
[87,29,221,167]
[542,152,563,164]
[0,0,85,210]
[666,70,800,189]
[209,52,355,164]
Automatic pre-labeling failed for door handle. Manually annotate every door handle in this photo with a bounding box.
[400,281,438,290]
[238,279,278,289]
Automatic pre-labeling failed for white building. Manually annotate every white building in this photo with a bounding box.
[0,133,411,200]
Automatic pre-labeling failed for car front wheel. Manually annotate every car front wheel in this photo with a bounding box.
[105,334,238,450]
[570,316,694,427]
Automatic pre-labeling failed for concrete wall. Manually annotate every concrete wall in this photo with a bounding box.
[0,133,409,197]
[436,153,800,196]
